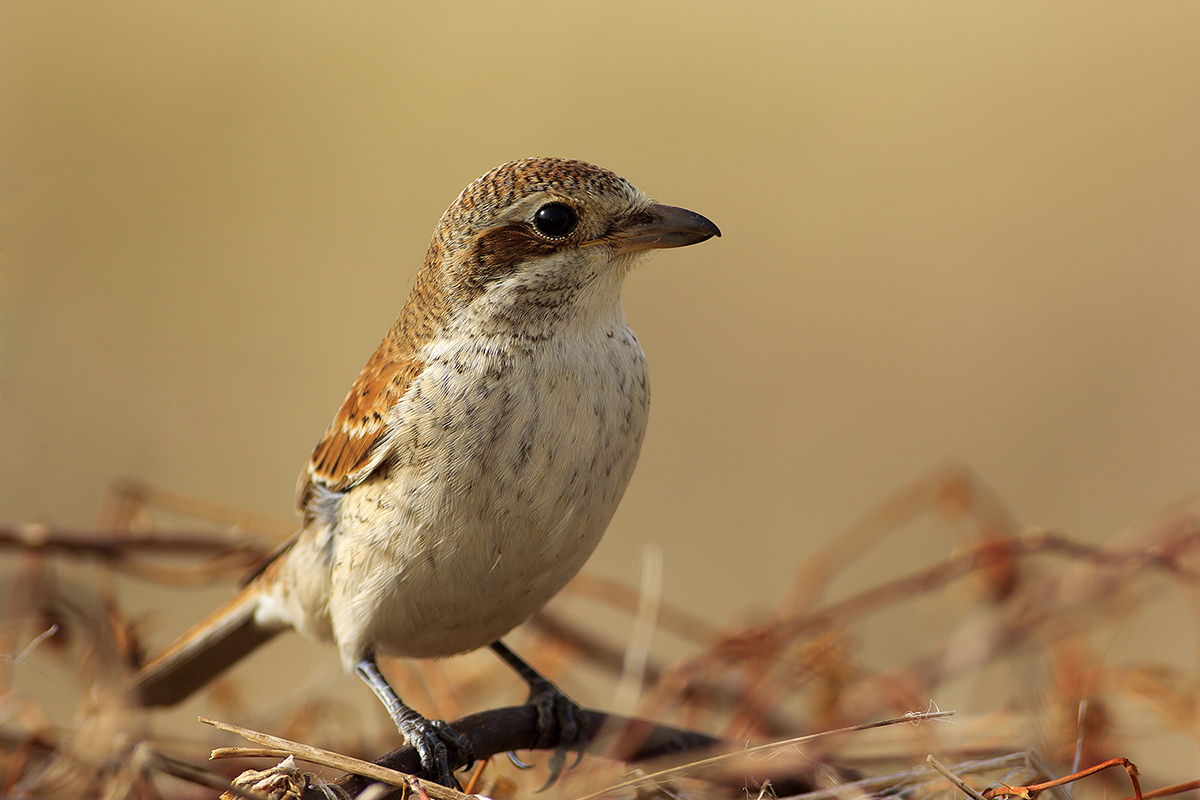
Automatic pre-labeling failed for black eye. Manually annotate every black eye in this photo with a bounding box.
[533,202,577,238]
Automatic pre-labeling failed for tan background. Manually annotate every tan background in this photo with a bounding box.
[3,0,1199,783]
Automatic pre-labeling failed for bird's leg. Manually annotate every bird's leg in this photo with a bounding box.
[490,640,590,788]
[355,655,474,787]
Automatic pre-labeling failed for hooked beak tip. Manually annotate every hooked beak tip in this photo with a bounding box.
[614,203,720,253]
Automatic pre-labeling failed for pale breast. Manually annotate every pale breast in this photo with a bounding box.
[328,320,650,661]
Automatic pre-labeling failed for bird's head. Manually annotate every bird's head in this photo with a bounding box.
[410,157,720,333]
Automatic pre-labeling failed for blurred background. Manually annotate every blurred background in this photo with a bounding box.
[2,0,1198,790]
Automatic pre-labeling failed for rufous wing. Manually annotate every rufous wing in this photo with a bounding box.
[299,343,424,511]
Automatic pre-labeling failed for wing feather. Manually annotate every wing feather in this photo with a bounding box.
[297,343,424,512]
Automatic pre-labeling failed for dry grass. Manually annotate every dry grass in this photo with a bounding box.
[2,463,1199,799]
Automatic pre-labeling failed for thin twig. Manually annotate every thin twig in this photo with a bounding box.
[0,523,275,555]
[149,746,276,800]
[927,754,990,800]
[573,710,954,800]
[1115,779,1200,800]
[650,529,1200,716]
[201,716,467,800]
[983,757,1143,800]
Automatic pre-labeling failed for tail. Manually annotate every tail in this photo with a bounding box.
[130,585,284,707]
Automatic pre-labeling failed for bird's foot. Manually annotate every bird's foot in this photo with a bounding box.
[395,711,475,788]
[524,676,591,789]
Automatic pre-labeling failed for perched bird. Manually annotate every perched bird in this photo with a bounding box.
[130,157,720,785]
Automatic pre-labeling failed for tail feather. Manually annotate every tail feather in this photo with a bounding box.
[131,586,282,707]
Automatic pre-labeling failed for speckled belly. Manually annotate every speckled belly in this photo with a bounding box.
[326,328,650,663]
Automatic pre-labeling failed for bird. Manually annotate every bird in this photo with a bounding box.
[129,157,720,786]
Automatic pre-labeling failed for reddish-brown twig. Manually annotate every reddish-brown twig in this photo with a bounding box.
[983,757,1142,800]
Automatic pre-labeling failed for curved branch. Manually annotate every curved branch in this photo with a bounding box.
[326,705,816,798]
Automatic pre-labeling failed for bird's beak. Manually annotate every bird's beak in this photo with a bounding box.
[612,203,721,254]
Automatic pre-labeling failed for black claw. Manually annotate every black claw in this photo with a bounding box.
[526,677,590,790]
[490,641,592,789]
[431,719,476,769]
[398,715,459,787]
[390,710,475,787]
[562,701,589,771]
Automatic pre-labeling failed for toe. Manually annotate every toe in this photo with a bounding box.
[527,683,591,789]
